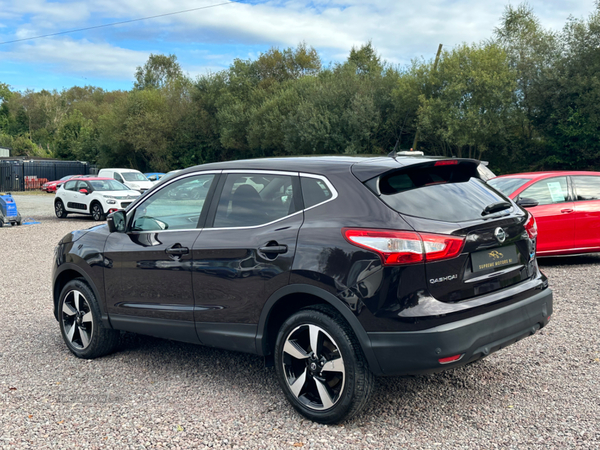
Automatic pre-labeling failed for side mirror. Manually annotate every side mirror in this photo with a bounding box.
[107,210,127,233]
[516,197,539,208]
[79,188,88,195]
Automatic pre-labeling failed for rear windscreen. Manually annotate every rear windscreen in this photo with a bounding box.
[374,164,511,222]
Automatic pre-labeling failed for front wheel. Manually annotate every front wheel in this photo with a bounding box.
[55,199,68,218]
[274,307,375,424]
[58,279,120,359]
[91,203,105,221]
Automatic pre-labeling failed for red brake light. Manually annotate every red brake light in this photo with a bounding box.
[434,160,459,166]
[342,229,465,266]
[525,213,538,239]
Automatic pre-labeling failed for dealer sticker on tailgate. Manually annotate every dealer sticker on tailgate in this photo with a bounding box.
[471,245,518,273]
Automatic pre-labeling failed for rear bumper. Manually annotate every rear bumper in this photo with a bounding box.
[368,287,552,376]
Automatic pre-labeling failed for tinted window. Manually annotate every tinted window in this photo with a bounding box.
[488,177,532,196]
[519,177,568,206]
[131,174,215,231]
[572,176,600,201]
[301,177,333,208]
[214,173,297,228]
[114,173,124,183]
[373,164,510,222]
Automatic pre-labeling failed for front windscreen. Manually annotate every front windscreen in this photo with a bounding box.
[122,172,148,182]
[488,177,531,196]
[89,179,130,191]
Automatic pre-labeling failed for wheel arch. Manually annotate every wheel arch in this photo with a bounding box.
[256,284,382,375]
[53,264,110,327]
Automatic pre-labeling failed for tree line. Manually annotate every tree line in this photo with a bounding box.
[1,4,599,175]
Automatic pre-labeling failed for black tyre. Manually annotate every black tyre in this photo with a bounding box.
[274,306,375,424]
[55,199,68,218]
[91,202,106,221]
[58,279,120,359]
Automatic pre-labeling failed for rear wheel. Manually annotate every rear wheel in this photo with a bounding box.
[55,199,68,218]
[58,279,120,359]
[91,202,105,221]
[274,307,374,424]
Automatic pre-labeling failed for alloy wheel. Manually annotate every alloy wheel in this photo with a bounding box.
[61,290,94,350]
[55,201,64,217]
[92,204,102,221]
[281,324,346,410]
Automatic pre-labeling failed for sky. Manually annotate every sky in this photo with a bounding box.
[0,0,596,93]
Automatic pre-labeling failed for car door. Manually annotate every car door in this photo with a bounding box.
[103,172,218,343]
[571,175,600,251]
[70,180,91,213]
[516,176,574,255]
[191,171,303,353]
[60,180,78,212]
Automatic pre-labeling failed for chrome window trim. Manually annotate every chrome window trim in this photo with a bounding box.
[222,169,299,176]
[125,169,339,233]
[125,170,220,234]
[299,172,339,213]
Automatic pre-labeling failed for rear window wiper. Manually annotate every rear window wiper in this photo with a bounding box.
[482,201,511,216]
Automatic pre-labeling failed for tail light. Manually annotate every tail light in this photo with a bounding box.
[342,228,465,266]
[525,213,538,239]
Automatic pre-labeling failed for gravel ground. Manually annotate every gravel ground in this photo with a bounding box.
[0,193,599,449]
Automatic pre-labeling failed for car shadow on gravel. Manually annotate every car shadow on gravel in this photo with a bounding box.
[96,332,520,425]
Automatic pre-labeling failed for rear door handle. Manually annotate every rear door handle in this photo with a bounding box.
[258,244,288,254]
[166,244,189,256]
[560,208,574,213]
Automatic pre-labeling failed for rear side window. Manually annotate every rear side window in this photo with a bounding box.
[519,177,568,205]
[374,163,510,222]
[572,176,600,201]
[64,180,77,191]
[214,173,298,228]
[301,177,333,208]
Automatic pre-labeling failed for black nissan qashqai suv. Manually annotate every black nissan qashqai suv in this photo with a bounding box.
[52,155,552,423]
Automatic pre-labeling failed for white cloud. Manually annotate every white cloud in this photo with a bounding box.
[1,38,148,79]
[0,0,597,86]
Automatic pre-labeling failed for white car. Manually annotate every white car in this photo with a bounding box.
[54,177,141,221]
[97,168,154,193]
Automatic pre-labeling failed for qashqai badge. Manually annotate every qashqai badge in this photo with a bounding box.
[494,227,506,243]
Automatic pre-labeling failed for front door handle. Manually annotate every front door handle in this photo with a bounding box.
[560,208,574,214]
[166,244,189,256]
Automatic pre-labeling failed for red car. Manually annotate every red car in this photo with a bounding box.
[41,175,82,193]
[488,171,600,256]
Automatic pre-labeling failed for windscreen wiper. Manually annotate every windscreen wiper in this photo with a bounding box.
[481,201,511,216]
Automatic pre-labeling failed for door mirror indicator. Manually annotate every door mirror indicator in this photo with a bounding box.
[107,210,126,233]
[517,197,539,208]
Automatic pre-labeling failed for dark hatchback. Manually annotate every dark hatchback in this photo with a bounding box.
[52,155,552,423]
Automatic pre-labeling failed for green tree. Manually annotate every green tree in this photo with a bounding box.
[134,54,184,90]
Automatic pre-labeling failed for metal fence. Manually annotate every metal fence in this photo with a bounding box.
[0,160,96,192]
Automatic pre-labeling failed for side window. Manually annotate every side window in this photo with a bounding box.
[301,176,333,208]
[572,176,600,201]
[131,174,215,231]
[114,173,124,183]
[64,180,77,191]
[214,173,298,228]
[519,177,569,206]
[76,181,89,192]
